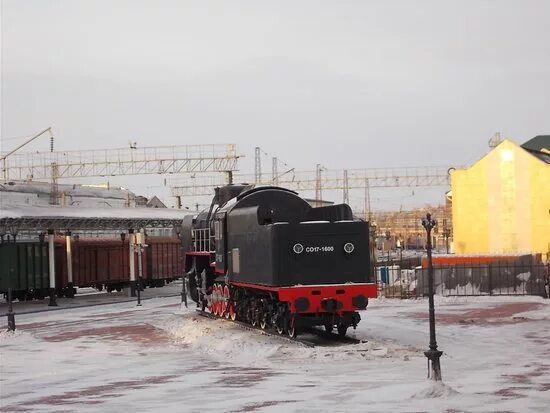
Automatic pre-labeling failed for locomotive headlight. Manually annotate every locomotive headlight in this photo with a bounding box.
[344,242,355,254]
[293,243,304,254]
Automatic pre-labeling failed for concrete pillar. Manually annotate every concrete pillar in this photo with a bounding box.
[48,229,57,306]
[65,231,74,298]
[129,229,136,297]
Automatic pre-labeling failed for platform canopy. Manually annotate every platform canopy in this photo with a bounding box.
[0,205,194,232]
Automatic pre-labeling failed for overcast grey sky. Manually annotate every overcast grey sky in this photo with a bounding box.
[1,0,549,209]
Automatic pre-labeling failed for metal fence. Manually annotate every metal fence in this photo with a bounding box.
[376,257,422,270]
[379,262,550,298]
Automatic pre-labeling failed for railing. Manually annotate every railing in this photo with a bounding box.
[191,228,214,253]
[378,262,550,298]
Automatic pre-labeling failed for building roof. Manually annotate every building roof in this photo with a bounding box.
[0,205,192,231]
[521,135,550,163]
[146,196,167,208]
[522,135,550,153]
[0,180,134,200]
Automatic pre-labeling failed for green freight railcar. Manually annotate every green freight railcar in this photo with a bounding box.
[0,242,50,300]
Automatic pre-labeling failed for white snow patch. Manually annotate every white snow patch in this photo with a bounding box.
[412,381,460,399]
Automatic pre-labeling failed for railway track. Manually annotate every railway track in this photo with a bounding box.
[196,309,363,347]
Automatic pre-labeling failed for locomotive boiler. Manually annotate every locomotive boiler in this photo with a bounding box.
[182,184,377,337]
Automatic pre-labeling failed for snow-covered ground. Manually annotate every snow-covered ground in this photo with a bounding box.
[1,296,549,412]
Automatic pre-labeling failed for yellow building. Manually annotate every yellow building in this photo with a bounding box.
[451,136,550,259]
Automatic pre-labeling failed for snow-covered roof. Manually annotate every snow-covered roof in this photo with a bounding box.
[0,180,134,199]
[0,205,193,231]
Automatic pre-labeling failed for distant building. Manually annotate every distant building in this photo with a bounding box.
[451,136,549,259]
[146,196,167,208]
[135,196,148,207]
[372,204,451,251]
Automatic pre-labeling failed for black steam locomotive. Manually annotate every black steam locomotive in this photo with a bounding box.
[181,184,377,337]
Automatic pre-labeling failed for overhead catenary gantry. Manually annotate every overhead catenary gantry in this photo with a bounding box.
[1,143,240,181]
[169,166,454,197]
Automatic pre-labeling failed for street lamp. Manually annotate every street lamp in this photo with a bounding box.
[134,230,147,307]
[422,213,443,381]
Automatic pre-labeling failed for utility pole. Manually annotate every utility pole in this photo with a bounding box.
[1,127,52,182]
[254,147,262,184]
[315,164,323,207]
[364,178,371,222]
[272,157,278,185]
[49,133,60,205]
[343,169,349,204]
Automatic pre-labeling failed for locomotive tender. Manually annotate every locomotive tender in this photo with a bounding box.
[182,184,377,337]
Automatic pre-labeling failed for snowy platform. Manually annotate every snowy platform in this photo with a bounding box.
[1,296,549,412]
[0,282,184,315]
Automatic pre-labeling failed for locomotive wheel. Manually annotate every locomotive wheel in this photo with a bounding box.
[250,303,258,327]
[213,284,220,316]
[218,285,224,316]
[337,325,348,337]
[259,299,269,330]
[229,304,236,320]
[207,285,215,314]
[217,284,224,316]
[222,285,229,317]
[188,270,199,303]
[214,284,221,316]
[287,316,298,338]
[288,326,298,338]
[275,303,287,335]
[260,318,267,330]
[324,324,334,334]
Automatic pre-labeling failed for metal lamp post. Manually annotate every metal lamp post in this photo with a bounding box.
[422,213,443,381]
[135,230,147,307]
[136,242,143,307]
[175,226,188,308]
[6,287,16,331]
